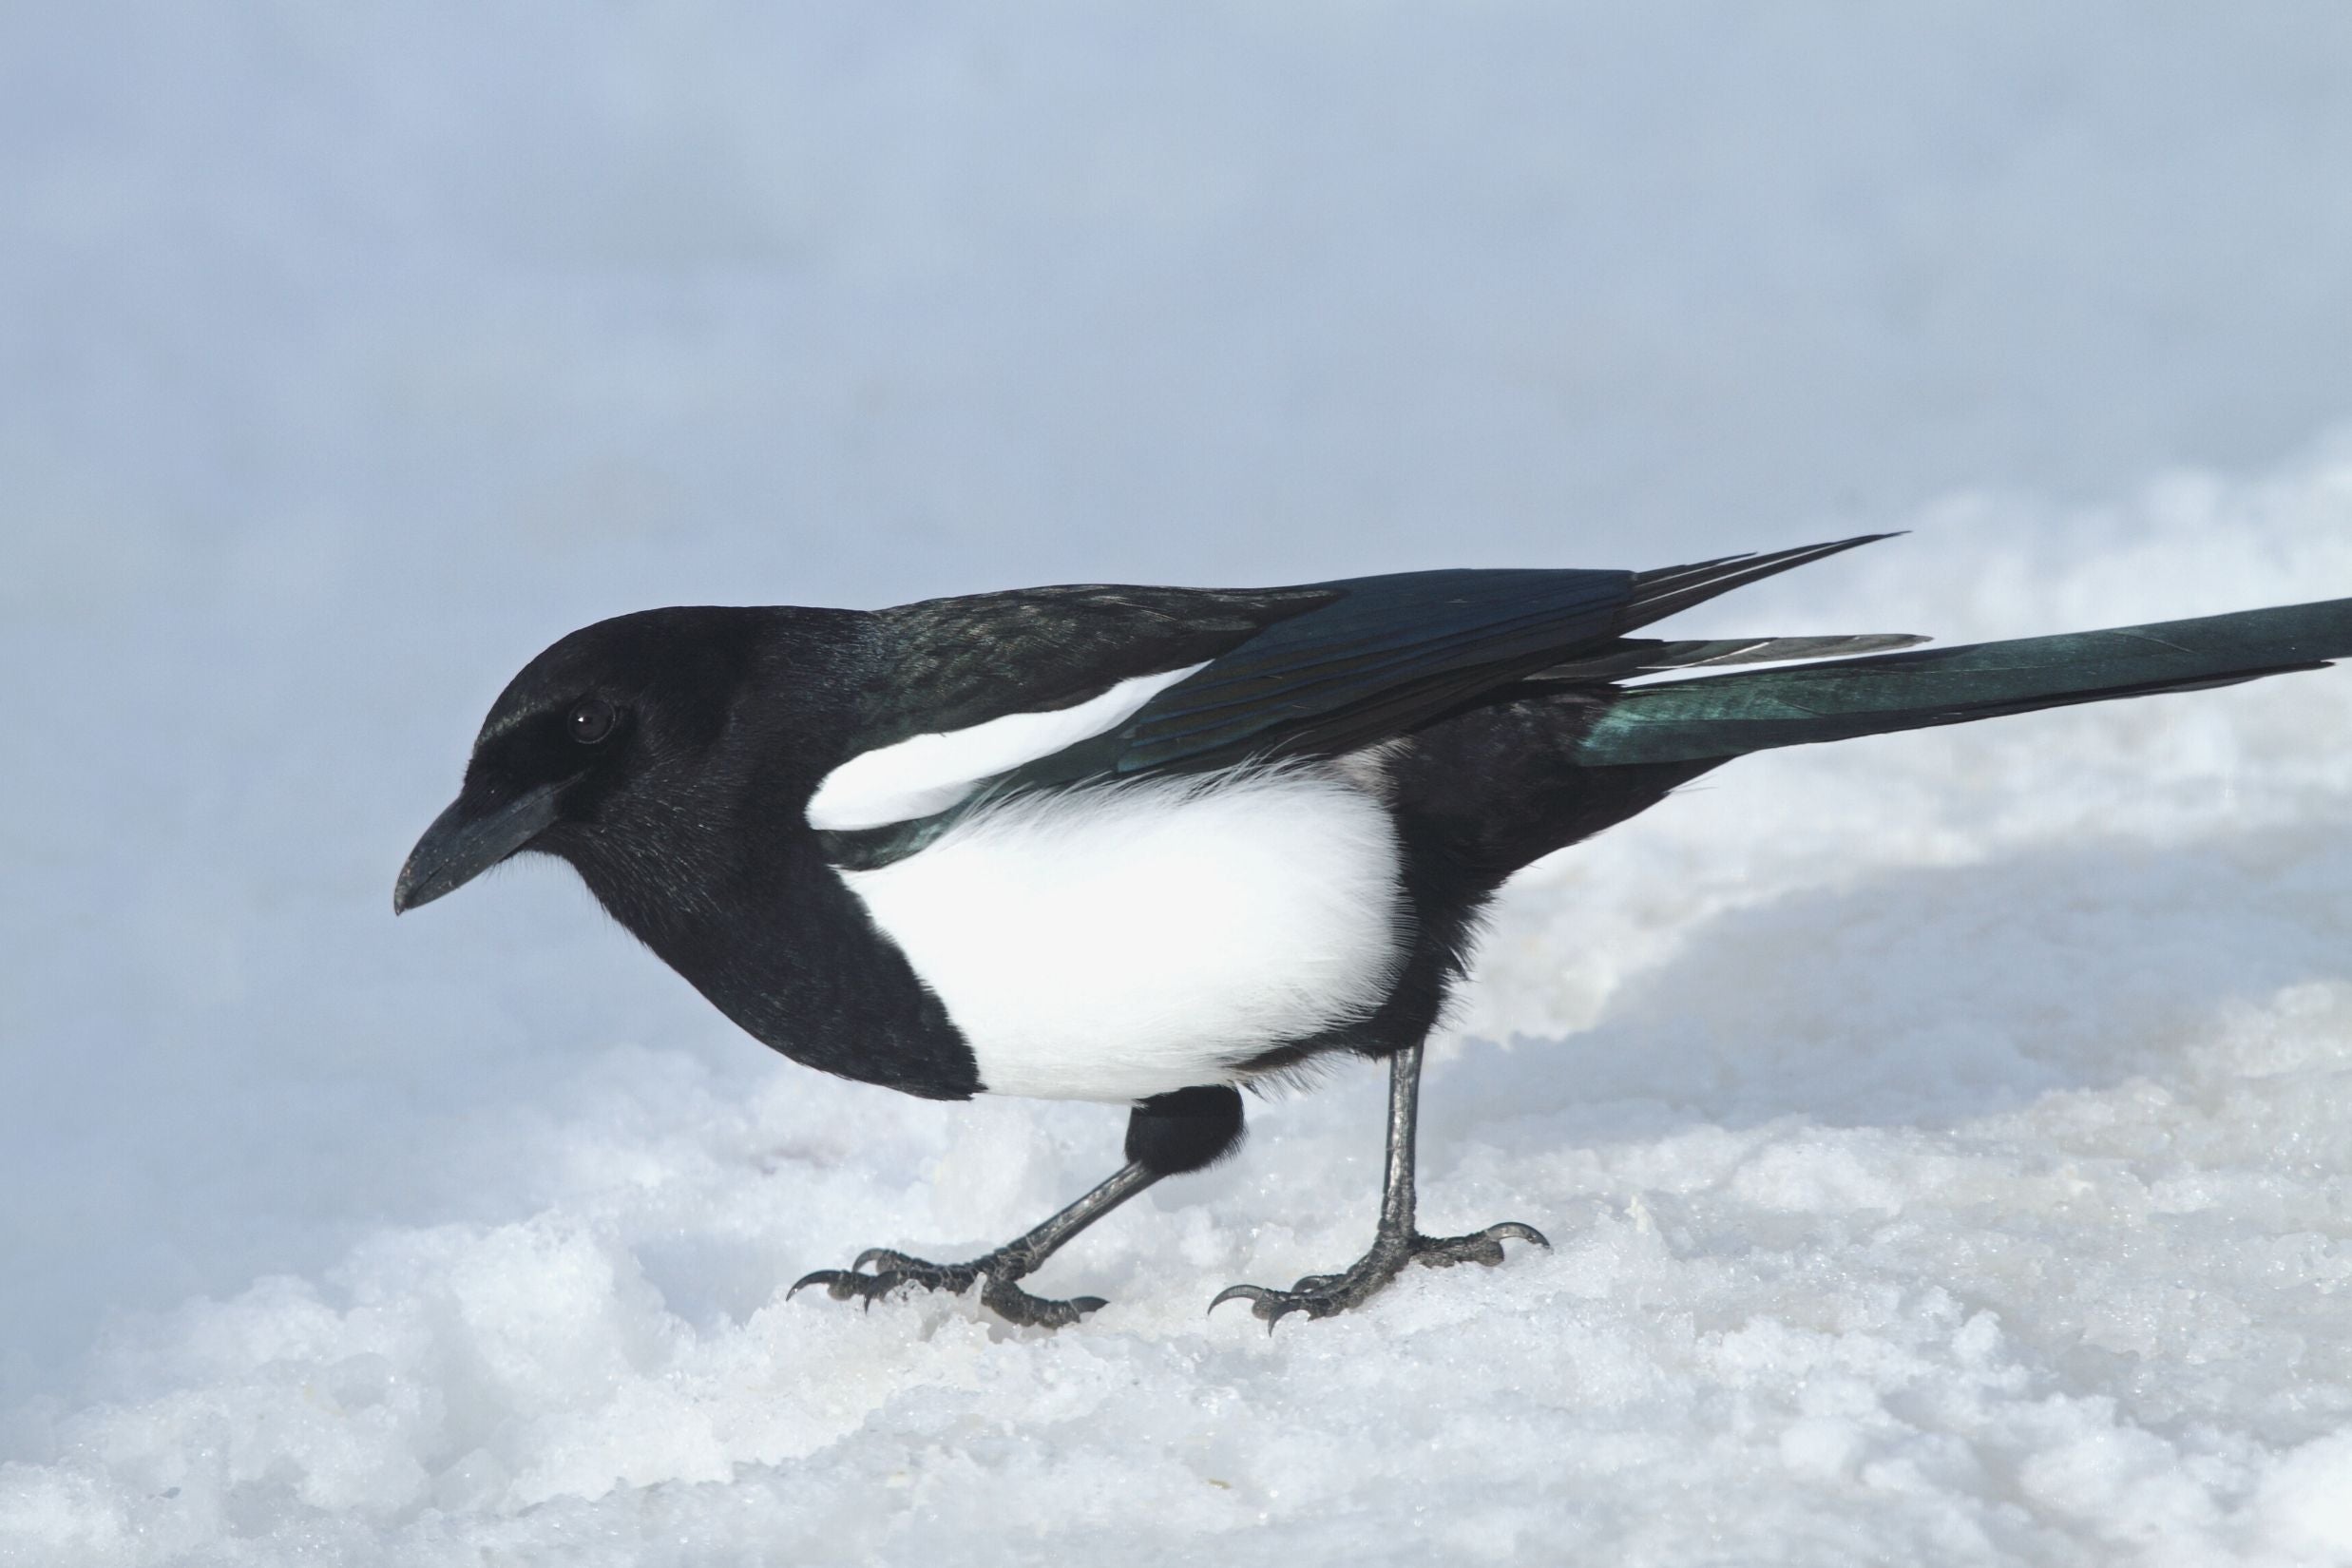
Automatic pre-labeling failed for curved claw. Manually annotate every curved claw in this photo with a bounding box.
[788,1267,910,1310]
[1207,1281,1323,1331]
[786,1267,851,1300]
[1484,1221,1550,1249]
[1207,1282,1274,1316]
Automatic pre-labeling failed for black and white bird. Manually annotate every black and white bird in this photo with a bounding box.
[394,538,2352,1327]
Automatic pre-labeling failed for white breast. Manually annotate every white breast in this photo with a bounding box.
[836,768,1407,1101]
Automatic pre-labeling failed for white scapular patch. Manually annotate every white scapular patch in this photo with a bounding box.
[837,768,1407,1101]
[806,662,1210,832]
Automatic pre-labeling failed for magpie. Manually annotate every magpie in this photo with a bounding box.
[394,538,2352,1328]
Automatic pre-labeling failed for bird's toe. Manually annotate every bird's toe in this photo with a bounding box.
[1208,1274,1368,1329]
[1410,1220,1551,1271]
[979,1273,1107,1329]
[787,1267,912,1309]
[788,1247,979,1310]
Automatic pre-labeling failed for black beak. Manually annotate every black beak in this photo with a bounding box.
[392,782,564,913]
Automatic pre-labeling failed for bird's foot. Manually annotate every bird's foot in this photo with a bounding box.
[1209,1219,1548,1328]
[788,1246,1107,1329]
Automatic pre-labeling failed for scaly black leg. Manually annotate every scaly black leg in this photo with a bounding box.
[1210,1041,1547,1328]
[791,1085,1244,1329]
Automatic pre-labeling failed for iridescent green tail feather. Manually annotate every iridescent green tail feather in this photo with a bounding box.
[1578,598,2352,767]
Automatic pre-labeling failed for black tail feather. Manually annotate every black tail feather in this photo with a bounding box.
[1617,534,1902,634]
[1578,597,2352,766]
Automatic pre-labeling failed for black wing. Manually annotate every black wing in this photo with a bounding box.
[818,537,1896,868]
[998,534,1894,789]
[860,583,1341,750]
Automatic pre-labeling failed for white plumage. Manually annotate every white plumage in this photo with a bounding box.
[806,662,1209,831]
[837,766,1407,1101]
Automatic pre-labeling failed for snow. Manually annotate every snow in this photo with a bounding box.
[8,4,2352,1564]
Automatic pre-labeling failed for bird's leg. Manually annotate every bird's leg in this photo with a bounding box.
[792,1085,1244,1329]
[1210,1041,1548,1327]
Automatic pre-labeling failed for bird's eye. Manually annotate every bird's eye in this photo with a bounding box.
[568,698,618,745]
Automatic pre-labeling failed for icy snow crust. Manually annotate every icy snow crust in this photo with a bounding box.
[11,5,2352,1564]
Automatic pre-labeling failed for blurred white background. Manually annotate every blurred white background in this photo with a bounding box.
[8,7,2352,1562]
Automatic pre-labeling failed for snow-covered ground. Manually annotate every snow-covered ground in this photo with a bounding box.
[9,6,2352,1564]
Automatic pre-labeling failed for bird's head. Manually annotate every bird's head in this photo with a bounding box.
[393,607,764,914]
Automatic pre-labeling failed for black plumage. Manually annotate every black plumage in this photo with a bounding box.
[394,540,2352,1326]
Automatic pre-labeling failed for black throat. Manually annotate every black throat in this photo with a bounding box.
[570,831,979,1100]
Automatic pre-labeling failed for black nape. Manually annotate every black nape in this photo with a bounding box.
[1125,1085,1246,1176]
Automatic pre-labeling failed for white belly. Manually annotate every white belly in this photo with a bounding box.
[836,768,1407,1101]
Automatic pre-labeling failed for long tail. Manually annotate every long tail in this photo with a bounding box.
[1577,599,2352,766]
